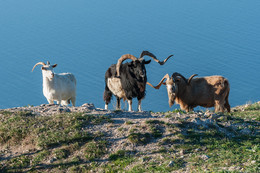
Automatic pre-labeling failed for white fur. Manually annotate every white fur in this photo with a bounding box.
[107,77,126,99]
[41,65,76,106]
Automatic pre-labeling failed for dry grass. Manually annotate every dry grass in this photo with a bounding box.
[0,102,259,172]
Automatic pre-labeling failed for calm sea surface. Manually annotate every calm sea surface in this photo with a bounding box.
[0,0,259,112]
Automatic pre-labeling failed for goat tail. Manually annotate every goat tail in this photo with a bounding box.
[223,79,231,113]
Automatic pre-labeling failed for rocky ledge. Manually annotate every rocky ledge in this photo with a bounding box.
[1,103,259,138]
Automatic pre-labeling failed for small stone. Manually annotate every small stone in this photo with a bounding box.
[58,107,71,113]
[201,154,210,160]
[140,157,149,163]
[180,149,185,155]
[82,103,95,110]
[168,161,175,167]
[195,148,201,152]
[49,157,57,163]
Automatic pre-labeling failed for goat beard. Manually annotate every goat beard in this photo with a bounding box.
[168,98,175,107]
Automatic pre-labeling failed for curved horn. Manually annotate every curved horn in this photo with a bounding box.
[172,72,188,84]
[188,74,198,85]
[116,54,137,77]
[32,62,46,72]
[139,51,174,65]
[147,74,170,89]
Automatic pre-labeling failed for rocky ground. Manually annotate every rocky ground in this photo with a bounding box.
[0,103,259,172]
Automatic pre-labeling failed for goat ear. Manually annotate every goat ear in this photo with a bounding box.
[175,77,181,82]
[41,67,46,70]
[52,64,57,68]
[144,60,151,64]
[162,82,166,85]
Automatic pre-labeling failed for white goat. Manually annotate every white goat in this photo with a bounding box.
[32,61,76,106]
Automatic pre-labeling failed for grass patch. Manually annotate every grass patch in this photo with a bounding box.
[171,109,186,114]
[32,150,50,166]
[150,126,163,138]
[0,112,111,148]
[109,150,131,161]
[245,102,260,111]
[146,119,165,125]
[125,121,134,125]
[146,120,165,138]
[54,148,70,159]
[128,132,151,145]
[8,155,31,169]
[231,110,260,121]
[84,140,107,161]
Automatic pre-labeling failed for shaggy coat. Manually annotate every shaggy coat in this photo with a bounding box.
[104,60,150,111]
[147,73,230,113]
[103,51,173,111]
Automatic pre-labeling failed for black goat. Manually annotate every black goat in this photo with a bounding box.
[103,51,173,111]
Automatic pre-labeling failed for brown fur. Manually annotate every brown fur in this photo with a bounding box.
[175,75,230,112]
[148,74,230,113]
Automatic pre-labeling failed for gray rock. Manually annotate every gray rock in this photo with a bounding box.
[195,148,201,152]
[82,103,95,110]
[201,154,210,160]
[168,161,175,167]
[180,149,185,155]
[62,107,71,113]
[49,157,57,163]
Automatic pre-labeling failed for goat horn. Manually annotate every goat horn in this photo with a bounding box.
[116,54,137,77]
[188,74,198,85]
[32,62,46,72]
[147,74,170,89]
[139,51,174,65]
[172,72,188,84]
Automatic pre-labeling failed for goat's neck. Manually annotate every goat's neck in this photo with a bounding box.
[176,83,191,105]
[42,75,55,91]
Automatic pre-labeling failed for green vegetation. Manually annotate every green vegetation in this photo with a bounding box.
[0,102,259,172]
[84,140,107,161]
[125,121,134,125]
[128,132,151,145]
[0,112,111,148]
[108,150,131,161]
[146,119,165,138]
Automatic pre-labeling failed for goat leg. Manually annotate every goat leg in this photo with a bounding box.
[128,100,133,111]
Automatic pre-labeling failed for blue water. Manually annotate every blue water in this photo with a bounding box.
[0,0,260,112]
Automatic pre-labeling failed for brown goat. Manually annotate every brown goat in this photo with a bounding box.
[147,73,230,113]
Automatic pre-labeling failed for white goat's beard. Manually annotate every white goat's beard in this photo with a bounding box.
[168,94,175,107]
[169,99,174,107]
[47,76,54,81]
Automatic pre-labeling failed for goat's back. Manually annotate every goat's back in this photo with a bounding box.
[54,73,76,95]
[188,75,229,106]
[56,73,76,84]
[105,63,146,100]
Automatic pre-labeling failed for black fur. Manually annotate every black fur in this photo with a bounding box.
[103,59,151,108]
